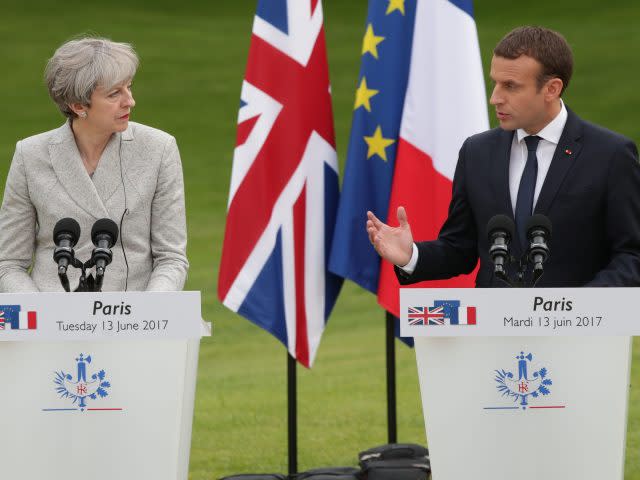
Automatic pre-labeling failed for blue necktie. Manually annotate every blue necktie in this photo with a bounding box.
[515,135,541,250]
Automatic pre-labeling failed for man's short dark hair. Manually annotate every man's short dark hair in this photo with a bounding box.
[494,26,573,95]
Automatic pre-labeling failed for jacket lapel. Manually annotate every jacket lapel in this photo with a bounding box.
[92,126,134,205]
[48,122,135,220]
[490,128,515,219]
[48,122,108,219]
[534,108,583,215]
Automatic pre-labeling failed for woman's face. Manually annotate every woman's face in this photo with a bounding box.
[85,80,135,134]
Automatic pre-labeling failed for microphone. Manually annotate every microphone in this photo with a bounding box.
[526,214,552,281]
[90,218,119,279]
[53,218,81,293]
[53,218,81,275]
[487,215,515,279]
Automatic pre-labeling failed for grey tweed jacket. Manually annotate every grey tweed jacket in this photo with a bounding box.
[0,121,189,292]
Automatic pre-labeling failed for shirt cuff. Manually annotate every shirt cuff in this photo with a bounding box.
[399,243,418,274]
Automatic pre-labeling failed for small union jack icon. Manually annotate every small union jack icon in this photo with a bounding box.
[408,306,446,325]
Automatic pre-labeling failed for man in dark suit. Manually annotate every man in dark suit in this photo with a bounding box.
[366,26,640,287]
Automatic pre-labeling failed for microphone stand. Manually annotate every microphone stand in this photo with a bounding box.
[58,270,71,293]
[531,266,545,287]
[59,257,85,292]
[73,259,100,292]
[494,252,544,288]
[88,257,105,292]
[515,256,529,288]
[72,261,90,292]
[494,263,515,287]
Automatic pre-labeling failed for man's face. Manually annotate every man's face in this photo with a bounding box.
[489,55,551,134]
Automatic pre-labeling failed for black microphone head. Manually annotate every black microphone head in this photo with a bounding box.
[91,218,119,247]
[526,214,552,239]
[487,214,515,242]
[53,218,81,247]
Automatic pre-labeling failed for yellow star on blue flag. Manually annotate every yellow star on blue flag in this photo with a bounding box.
[386,0,406,15]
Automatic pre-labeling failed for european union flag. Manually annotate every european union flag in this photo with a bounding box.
[329,0,417,293]
[434,300,461,324]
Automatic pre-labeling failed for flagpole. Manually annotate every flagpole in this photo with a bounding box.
[287,352,298,474]
[385,311,397,443]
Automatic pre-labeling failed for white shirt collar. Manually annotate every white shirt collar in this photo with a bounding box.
[516,99,567,145]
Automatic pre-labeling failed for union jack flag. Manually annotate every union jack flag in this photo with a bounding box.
[407,306,446,326]
[218,0,342,368]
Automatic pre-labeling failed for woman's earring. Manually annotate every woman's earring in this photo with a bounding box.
[79,111,88,119]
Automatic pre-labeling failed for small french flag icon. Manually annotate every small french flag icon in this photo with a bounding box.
[19,311,37,330]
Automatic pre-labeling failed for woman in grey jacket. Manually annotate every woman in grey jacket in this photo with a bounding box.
[0,36,188,292]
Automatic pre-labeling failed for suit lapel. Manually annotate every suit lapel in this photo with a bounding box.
[92,127,131,205]
[534,108,583,215]
[48,122,108,219]
[490,128,515,219]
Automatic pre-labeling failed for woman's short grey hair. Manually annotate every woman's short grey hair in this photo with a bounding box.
[45,36,139,119]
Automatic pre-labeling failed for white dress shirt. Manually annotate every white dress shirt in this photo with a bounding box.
[509,100,567,213]
[400,100,568,274]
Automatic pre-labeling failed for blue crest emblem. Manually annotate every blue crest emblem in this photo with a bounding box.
[494,351,553,410]
[53,353,111,411]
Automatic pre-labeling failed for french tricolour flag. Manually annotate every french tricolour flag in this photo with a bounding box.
[453,306,477,325]
[377,0,489,316]
[18,311,37,330]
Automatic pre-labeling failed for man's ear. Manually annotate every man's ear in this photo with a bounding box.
[545,77,564,101]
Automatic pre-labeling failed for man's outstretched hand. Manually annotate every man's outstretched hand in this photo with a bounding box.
[366,206,414,267]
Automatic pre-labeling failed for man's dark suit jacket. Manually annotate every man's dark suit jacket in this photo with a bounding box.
[396,108,640,287]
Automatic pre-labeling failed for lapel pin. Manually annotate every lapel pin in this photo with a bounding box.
[564,148,572,155]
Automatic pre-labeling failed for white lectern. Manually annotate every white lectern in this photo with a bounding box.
[0,291,210,480]
[400,288,636,480]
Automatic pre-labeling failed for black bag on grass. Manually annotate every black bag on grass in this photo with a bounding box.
[219,475,287,480]
[290,467,360,480]
[358,444,431,480]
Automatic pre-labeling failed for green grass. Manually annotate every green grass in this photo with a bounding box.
[1,0,639,478]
